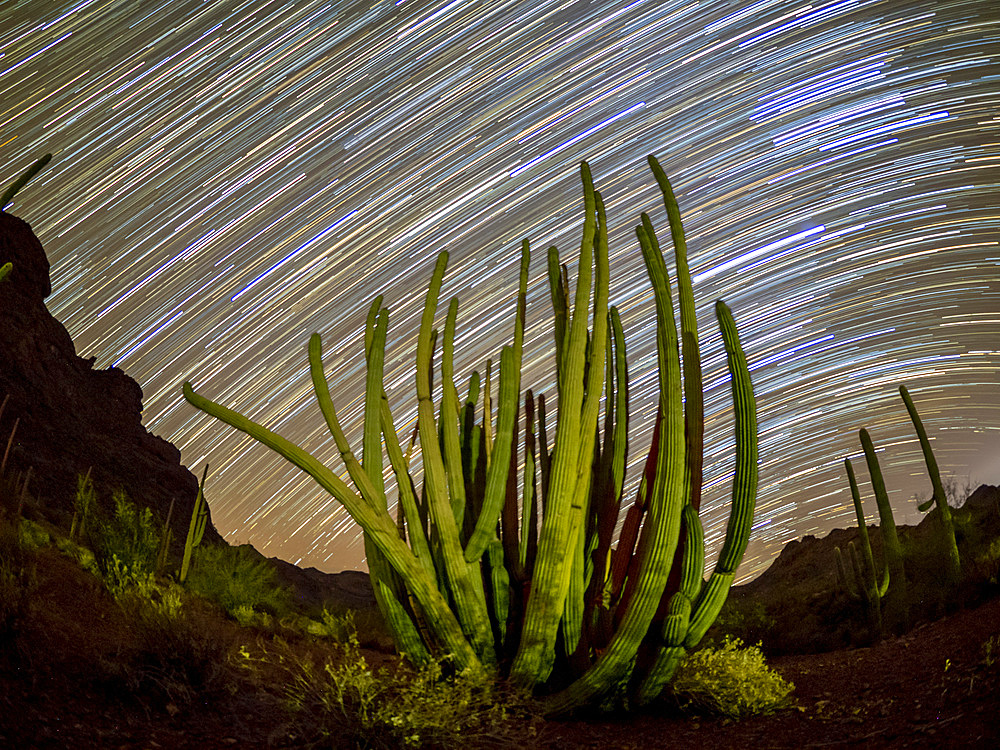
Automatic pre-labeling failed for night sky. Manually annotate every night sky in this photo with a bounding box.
[2,0,997,581]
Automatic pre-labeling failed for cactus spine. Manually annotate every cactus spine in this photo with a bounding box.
[900,384,960,581]
[183,157,759,711]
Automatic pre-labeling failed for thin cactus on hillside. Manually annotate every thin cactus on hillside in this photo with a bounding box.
[901,384,961,581]
[183,157,759,712]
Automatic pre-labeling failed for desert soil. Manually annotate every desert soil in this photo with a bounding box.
[2,546,998,749]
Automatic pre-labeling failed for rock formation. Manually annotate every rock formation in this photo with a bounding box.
[0,210,217,546]
[0,210,374,611]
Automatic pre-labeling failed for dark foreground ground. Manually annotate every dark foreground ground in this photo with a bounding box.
[1,542,998,749]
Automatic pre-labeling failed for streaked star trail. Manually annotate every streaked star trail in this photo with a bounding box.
[1,0,997,580]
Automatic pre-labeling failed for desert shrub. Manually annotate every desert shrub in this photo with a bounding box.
[318,607,358,642]
[0,514,36,640]
[185,543,291,623]
[277,639,535,749]
[89,489,161,588]
[669,636,795,719]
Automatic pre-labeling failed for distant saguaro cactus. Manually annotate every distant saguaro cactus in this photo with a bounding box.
[183,157,759,712]
[836,458,889,640]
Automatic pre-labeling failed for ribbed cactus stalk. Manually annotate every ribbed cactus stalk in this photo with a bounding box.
[183,157,759,711]
[179,464,210,584]
[836,458,888,641]
[858,428,908,631]
[900,384,960,582]
[1,153,52,210]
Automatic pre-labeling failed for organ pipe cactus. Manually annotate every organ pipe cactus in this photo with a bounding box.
[183,156,759,711]
[900,384,961,581]
[179,464,210,584]
[836,458,889,641]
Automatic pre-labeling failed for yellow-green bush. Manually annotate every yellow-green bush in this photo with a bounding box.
[184,543,291,623]
[277,639,536,749]
[669,636,794,719]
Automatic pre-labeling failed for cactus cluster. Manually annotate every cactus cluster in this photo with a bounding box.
[183,157,759,711]
[837,384,959,638]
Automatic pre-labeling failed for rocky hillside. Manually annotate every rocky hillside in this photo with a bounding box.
[717,483,1000,654]
[0,210,372,610]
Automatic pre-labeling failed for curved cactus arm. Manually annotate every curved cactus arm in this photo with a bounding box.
[543,213,683,714]
[441,298,469,527]
[181,381,482,671]
[415,252,495,663]
[844,459,881,589]
[648,158,704,508]
[520,390,539,572]
[380,395,435,577]
[835,545,861,599]
[511,162,600,688]
[482,358,494,467]
[561,189,611,662]
[309,333,385,509]
[546,244,569,379]
[900,384,960,580]
[358,305,412,642]
[466,239,529,562]
[681,300,757,650]
[363,300,387,499]
[1,153,52,209]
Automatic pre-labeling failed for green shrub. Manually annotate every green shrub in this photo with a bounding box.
[184,543,291,622]
[669,636,795,719]
[89,489,161,588]
[279,640,536,749]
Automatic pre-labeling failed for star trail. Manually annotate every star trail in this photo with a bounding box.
[1,0,997,580]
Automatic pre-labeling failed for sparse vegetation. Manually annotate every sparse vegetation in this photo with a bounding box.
[184,542,292,623]
[0,512,35,641]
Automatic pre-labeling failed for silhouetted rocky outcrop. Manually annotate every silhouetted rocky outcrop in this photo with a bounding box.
[0,210,216,545]
[0,210,375,612]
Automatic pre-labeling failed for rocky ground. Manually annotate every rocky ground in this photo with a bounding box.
[1,532,998,749]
